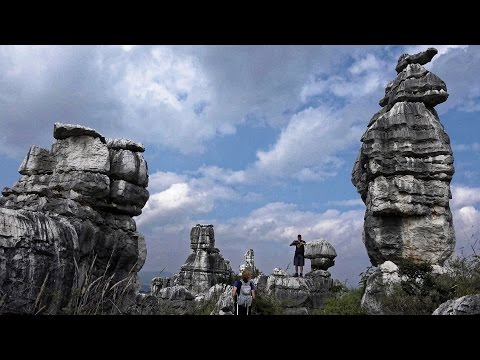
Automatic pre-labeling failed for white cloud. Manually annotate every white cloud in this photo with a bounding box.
[452,206,480,256]
[0,45,388,160]
[327,199,364,207]
[136,174,239,227]
[252,106,360,181]
[449,185,480,256]
[300,52,389,102]
[148,171,188,193]
[453,143,480,152]
[195,166,247,185]
[349,53,384,75]
[451,185,480,209]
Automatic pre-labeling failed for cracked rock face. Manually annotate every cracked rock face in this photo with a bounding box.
[174,224,233,294]
[0,123,149,314]
[304,239,337,270]
[352,48,455,267]
[433,295,480,315]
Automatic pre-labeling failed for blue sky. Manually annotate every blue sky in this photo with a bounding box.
[1,45,479,287]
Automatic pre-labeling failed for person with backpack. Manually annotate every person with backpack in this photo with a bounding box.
[232,269,256,315]
[290,234,306,277]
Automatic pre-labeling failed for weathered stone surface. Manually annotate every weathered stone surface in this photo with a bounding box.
[157,285,195,301]
[239,248,257,275]
[11,174,52,196]
[395,47,438,73]
[0,208,77,314]
[54,122,105,142]
[0,123,149,314]
[190,224,215,250]
[49,171,110,200]
[175,251,233,294]
[256,272,333,310]
[18,146,54,175]
[352,47,455,267]
[282,307,309,315]
[305,240,337,259]
[304,239,337,270]
[110,180,149,209]
[310,258,335,270]
[106,138,145,153]
[151,277,174,295]
[361,261,400,315]
[155,286,196,315]
[103,213,136,232]
[53,136,110,174]
[381,67,448,108]
[306,269,331,278]
[205,284,235,315]
[109,149,148,187]
[368,176,451,216]
[272,268,288,276]
[172,224,233,295]
[432,294,480,315]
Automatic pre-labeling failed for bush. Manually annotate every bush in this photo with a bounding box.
[252,293,282,315]
[313,287,366,315]
[379,252,480,315]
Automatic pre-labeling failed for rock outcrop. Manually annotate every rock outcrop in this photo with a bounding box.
[432,294,480,315]
[239,248,257,275]
[304,239,337,271]
[360,261,401,315]
[352,47,455,267]
[0,123,149,314]
[173,224,233,294]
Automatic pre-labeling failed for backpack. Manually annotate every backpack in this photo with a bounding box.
[237,280,253,308]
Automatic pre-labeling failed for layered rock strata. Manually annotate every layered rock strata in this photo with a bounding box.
[0,123,149,314]
[352,48,455,266]
[174,224,233,294]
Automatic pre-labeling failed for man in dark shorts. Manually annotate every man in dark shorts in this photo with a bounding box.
[290,234,306,277]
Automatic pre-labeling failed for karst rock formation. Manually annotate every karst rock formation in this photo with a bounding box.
[352,47,455,267]
[239,248,257,275]
[0,123,149,314]
[173,224,233,294]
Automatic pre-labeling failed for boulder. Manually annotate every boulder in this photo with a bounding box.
[432,295,480,315]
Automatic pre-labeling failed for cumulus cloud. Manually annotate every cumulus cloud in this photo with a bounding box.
[0,45,373,159]
[148,171,188,193]
[136,173,239,227]
[300,52,390,102]
[449,185,480,255]
[451,185,480,209]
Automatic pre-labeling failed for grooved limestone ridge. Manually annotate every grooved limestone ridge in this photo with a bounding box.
[351,48,455,267]
[0,122,149,314]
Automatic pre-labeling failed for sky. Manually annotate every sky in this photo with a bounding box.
[1,45,479,287]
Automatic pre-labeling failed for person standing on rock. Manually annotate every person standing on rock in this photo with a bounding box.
[290,234,306,277]
[232,269,256,315]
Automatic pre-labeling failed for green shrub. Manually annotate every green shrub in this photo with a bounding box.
[380,252,480,315]
[313,287,366,315]
[252,293,282,315]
